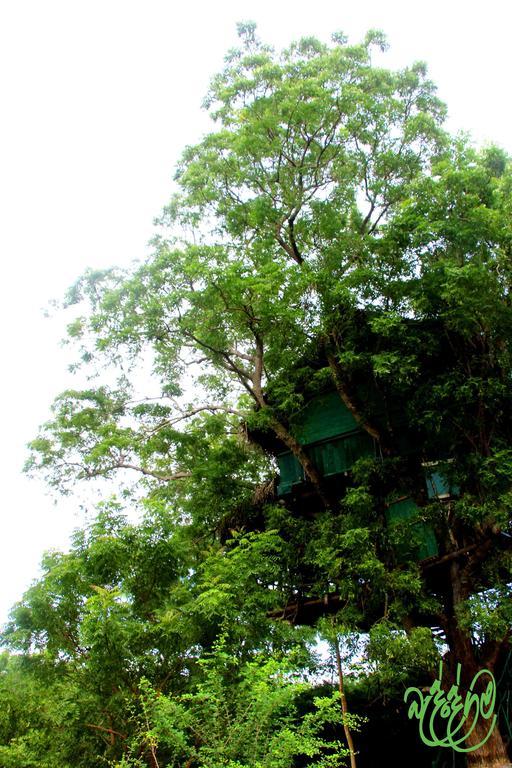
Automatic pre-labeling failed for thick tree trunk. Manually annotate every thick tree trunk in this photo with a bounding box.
[451,649,509,767]
[464,719,510,768]
[440,647,510,767]
[443,564,510,767]
[456,653,509,768]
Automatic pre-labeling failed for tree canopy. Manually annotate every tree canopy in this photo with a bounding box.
[3,23,512,768]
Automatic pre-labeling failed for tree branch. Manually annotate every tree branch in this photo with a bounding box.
[83,463,191,483]
[85,723,126,740]
[326,349,382,443]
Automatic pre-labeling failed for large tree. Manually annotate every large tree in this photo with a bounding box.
[18,24,512,767]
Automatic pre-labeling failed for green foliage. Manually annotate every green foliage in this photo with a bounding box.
[366,623,440,691]
[0,502,358,768]
[117,641,352,768]
[7,22,512,767]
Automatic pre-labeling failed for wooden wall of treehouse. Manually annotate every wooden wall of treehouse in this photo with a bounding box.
[274,390,458,562]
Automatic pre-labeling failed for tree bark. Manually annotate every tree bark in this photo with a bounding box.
[249,337,334,509]
[325,350,383,445]
[446,642,510,768]
[269,415,334,509]
[443,561,511,767]
[464,719,511,768]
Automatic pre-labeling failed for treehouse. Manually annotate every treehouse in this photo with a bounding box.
[385,496,438,562]
[275,391,374,496]
[273,390,447,563]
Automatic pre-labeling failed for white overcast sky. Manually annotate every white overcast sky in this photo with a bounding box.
[1,0,511,625]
